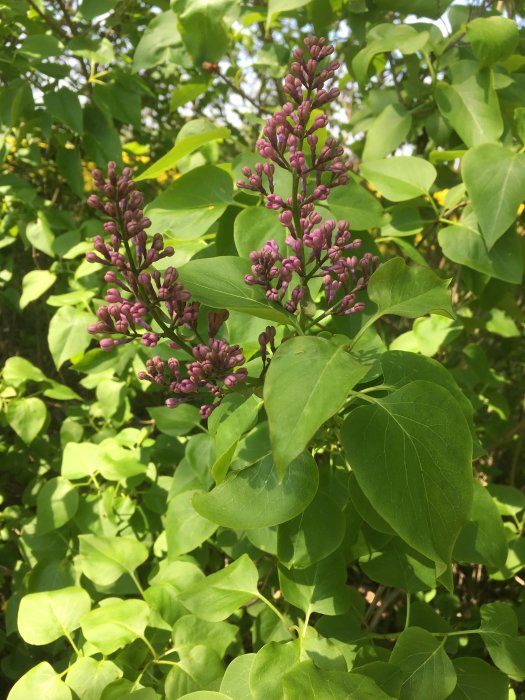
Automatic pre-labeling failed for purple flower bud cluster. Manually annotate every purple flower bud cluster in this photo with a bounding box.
[138,338,247,420]
[238,37,379,319]
[86,163,247,418]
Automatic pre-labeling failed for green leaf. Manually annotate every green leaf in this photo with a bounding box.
[173,615,237,659]
[177,554,259,622]
[177,694,232,700]
[7,662,72,700]
[80,599,150,655]
[96,439,147,481]
[480,602,525,680]
[69,36,114,63]
[78,534,148,586]
[220,654,256,700]
[61,441,99,480]
[48,306,93,369]
[462,144,525,249]
[389,627,456,700]
[36,477,79,534]
[352,24,429,84]
[2,356,47,386]
[65,658,122,700]
[212,395,263,483]
[178,256,294,324]
[6,397,47,444]
[144,165,232,240]
[148,404,201,437]
[359,537,436,593]
[264,336,367,476]
[132,11,181,71]
[436,61,503,147]
[234,206,287,258]
[368,258,453,320]
[341,381,473,566]
[360,157,437,202]
[193,452,319,529]
[177,0,236,64]
[250,641,301,700]
[454,479,508,569]
[18,587,90,646]
[164,646,225,698]
[43,88,83,134]
[267,0,312,28]
[279,552,354,615]
[438,217,524,284]
[166,490,218,558]
[326,176,385,229]
[467,16,519,66]
[19,34,63,59]
[135,127,230,181]
[363,104,412,162]
[282,662,393,700]
[448,657,509,700]
[20,270,57,309]
[277,490,345,569]
[26,213,56,257]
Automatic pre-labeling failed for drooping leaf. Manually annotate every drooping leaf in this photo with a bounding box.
[389,627,457,700]
[264,336,367,476]
[18,587,91,646]
[193,452,319,529]
[462,144,525,249]
[341,380,473,567]
[367,257,453,320]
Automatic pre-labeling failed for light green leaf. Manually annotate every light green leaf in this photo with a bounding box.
[80,599,150,655]
[136,127,230,181]
[438,218,524,284]
[193,452,319,529]
[6,397,47,444]
[132,11,181,71]
[220,654,256,700]
[250,641,301,700]
[177,554,259,622]
[264,336,367,476]
[20,270,57,309]
[78,534,149,586]
[279,552,354,616]
[178,256,294,324]
[7,662,72,700]
[234,207,287,258]
[37,477,79,534]
[97,439,147,481]
[389,627,456,700]
[2,356,47,386]
[448,657,509,700]
[173,615,237,659]
[454,479,508,569]
[360,156,437,202]
[177,694,232,700]
[326,176,385,229]
[18,587,91,645]
[267,0,312,28]
[436,61,503,147]
[341,381,473,566]
[282,662,393,700]
[462,143,525,249]
[177,0,237,64]
[467,16,519,66]
[480,602,525,680]
[26,213,56,257]
[277,490,345,570]
[353,24,429,84]
[368,257,453,320]
[212,395,263,483]
[148,404,201,437]
[166,490,218,558]
[363,104,412,161]
[164,646,224,698]
[48,306,93,369]
[66,658,122,700]
[61,441,99,480]
[43,88,83,134]
[144,165,232,240]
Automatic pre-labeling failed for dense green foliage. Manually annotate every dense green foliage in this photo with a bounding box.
[1,1,525,698]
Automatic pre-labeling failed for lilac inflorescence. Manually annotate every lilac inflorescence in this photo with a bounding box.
[237,36,379,317]
[86,163,247,418]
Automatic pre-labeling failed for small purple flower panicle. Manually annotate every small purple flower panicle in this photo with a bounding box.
[237,37,379,318]
[86,163,246,418]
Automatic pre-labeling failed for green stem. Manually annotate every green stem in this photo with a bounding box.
[255,592,291,634]
[345,313,380,352]
[140,634,158,659]
[366,628,480,641]
[130,571,146,598]
[404,594,411,630]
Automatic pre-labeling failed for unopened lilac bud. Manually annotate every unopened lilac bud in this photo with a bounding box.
[279,210,294,226]
[266,195,284,210]
[100,338,116,350]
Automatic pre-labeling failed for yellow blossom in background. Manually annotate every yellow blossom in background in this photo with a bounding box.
[433,189,449,207]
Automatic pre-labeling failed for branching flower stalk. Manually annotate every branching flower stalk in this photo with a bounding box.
[86,164,247,418]
[237,36,379,330]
